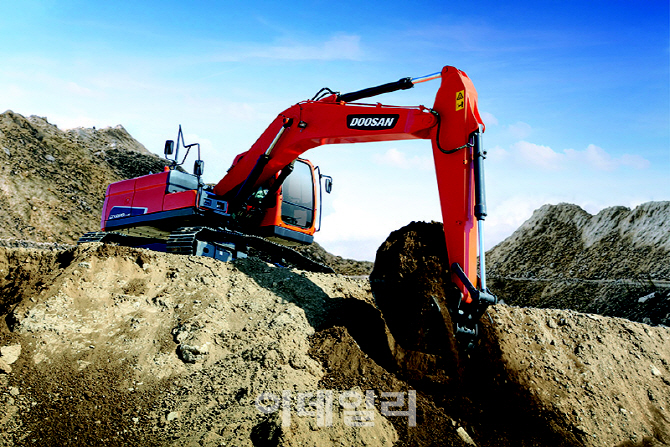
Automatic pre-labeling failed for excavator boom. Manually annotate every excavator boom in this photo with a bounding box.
[214,66,489,308]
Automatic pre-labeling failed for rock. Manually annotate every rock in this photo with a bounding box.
[177,343,209,364]
[0,344,21,364]
[457,426,477,445]
[0,358,11,374]
[167,411,180,422]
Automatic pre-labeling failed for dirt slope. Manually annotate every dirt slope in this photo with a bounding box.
[0,110,170,243]
[487,202,670,326]
[0,243,668,446]
[0,244,397,446]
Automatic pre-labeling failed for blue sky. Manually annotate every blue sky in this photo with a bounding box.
[1,0,668,260]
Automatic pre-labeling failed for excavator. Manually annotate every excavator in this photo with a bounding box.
[80,65,496,347]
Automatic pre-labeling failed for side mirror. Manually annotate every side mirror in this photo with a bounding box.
[324,177,333,194]
[164,140,175,156]
[194,159,204,177]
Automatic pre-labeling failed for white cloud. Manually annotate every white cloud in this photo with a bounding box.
[507,121,532,139]
[486,145,509,162]
[480,111,499,127]
[512,141,563,170]
[565,144,650,171]
[218,34,365,62]
[314,159,442,260]
[510,141,650,171]
[65,81,100,99]
[371,148,433,170]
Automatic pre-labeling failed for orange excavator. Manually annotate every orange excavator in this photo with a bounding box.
[80,65,496,346]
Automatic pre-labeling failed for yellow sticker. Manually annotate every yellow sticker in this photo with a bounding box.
[455,90,465,111]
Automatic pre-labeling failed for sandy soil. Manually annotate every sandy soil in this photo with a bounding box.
[0,242,668,446]
[487,202,670,326]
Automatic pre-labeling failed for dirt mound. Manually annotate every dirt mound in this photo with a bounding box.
[371,221,670,446]
[0,243,397,446]
[370,221,461,382]
[295,242,373,276]
[475,305,670,446]
[0,110,170,244]
[487,202,670,325]
[1,242,668,446]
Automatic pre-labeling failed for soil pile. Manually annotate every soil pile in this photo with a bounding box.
[0,110,170,243]
[0,242,668,446]
[370,221,461,383]
[295,243,373,277]
[0,243,398,446]
[487,202,670,326]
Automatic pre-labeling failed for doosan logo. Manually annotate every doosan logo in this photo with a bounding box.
[347,114,399,130]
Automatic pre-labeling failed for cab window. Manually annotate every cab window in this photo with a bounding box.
[281,161,314,229]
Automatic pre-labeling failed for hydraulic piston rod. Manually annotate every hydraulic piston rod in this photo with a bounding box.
[338,69,445,103]
[411,71,442,84]
[472,129,489,292]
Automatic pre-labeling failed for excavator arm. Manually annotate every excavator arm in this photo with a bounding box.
[214,66,495,327]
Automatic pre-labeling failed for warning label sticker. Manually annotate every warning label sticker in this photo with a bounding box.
[455,90,465,111]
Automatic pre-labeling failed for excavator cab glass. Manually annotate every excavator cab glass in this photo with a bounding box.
[280,160,315,229]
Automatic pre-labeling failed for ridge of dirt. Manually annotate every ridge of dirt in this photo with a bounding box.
[488,202,670,280]
[0,110,171,244]
[487,202,670,325]
[0,244,390,446]
[295,242,373,276]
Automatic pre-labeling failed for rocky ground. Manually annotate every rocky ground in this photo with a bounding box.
[0,111,669,446]
[0,110,169,243]
[487,202,670,326]
[0,243,668,446]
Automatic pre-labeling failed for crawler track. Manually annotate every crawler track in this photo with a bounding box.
[79,228,334,274]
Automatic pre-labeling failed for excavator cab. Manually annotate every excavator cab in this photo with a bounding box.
[254,159,331,246]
